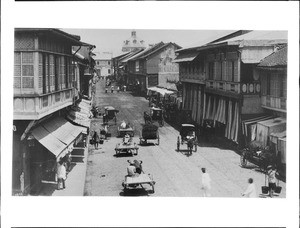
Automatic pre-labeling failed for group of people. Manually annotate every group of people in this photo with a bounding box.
[201,165,279,198]
[127,160,143,177]
[242,165,279,198]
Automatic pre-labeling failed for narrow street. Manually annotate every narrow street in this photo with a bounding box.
[84,79,286,197]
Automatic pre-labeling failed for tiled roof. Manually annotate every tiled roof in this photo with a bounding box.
[258,46,287,67]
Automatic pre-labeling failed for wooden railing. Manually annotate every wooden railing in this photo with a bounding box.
[206,80,261,95]
[261,95,286,111]
[14,88,74,120]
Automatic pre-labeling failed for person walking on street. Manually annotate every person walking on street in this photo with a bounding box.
[201,168,211,197]
[57,160,66,190]
[267,165,278,197]
[92,131,100,149]
[242,178,257,198]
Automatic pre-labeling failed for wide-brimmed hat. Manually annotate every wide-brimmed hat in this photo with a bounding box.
[267,165,273,170]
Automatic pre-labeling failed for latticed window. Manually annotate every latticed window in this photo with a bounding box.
[49,55,55,90]
[208,62,214,80]
[60,56,65,88]
[14,52,34,89]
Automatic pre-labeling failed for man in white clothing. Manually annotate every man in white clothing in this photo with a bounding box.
[201,168,211,197]
[242,178,257,198]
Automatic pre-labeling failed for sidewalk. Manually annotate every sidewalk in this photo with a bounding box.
[39,142,89,196]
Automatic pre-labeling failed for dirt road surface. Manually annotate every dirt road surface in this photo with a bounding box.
[84,79,286,197]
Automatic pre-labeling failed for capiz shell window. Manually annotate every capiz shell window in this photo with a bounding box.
[14,52,34,89]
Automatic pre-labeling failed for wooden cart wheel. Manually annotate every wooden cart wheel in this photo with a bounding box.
[194,138,198,152]
[177,136,180,151]
[152,184,155,193]
[157,133,160,145]
[240,153,247,167]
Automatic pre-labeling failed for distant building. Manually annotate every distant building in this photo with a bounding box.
[122,30,146,52]
[94,52,113,78]
[127,42,181,95]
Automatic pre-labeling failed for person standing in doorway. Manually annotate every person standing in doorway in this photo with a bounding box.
[201,168,211,197]
[57,159,66,190]
[267,166,278,197]
[242,178,257,198]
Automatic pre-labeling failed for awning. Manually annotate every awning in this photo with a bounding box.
[256,117,286,147]
[173,52,199,63]
[66,99,92,129]
[147,86,175,97]
[32,126,67,158]
[241,114,274,142]
[31,117,86,159]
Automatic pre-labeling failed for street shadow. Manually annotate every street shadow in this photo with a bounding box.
[119,187,152,197]
[139,142,158,147]
[113,153,136,158]
[37,183,57,196]
[176,149,193,157]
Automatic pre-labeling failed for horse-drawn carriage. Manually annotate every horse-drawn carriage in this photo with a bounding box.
[163,102,177,122]
[103,106,119,125]
[240,141,278,172]
[139,124,160,145]
[144,107,164,127]
[177,124,198,154]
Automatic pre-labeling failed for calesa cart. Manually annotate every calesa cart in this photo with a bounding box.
[240,141,277,172]
[139,124,159,145]
[115,136,139,156]
[144,107,164,127]
[177,124,198,154]
[103,106,119,125]
[122,173,155,193]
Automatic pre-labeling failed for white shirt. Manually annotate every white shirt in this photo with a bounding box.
[57,163,66,180]
[243,183,257,198]
[127,165,136,176]
[201,173,211,189]
[121,122,126,129]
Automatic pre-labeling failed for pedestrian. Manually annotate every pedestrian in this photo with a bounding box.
[57,159,66,190]
[105,87,108,93]
[117,86,120,93]
[92,131,100,149]
[123,85,126,92]
[111,86,114,93]
[127,160,136,177]
[267,165,278,197]
[242,178,257,198]
[201,168,211,197]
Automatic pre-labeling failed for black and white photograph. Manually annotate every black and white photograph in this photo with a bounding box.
[1,1,299,228]
[12,28,287,198]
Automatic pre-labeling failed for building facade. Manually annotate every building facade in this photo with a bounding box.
[127,42,181,95]
[13,28,95,195]
[175,30,287,145]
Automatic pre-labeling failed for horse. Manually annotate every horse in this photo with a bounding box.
[144,111,152,124]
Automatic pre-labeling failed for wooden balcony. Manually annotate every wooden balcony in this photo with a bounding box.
[14,88,74,120]
[180,72,205,84]
[206,80,261,95]
[261,95,286,112]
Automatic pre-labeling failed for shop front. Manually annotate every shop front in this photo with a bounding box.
[203,92,241,143]
[29,117,86,194]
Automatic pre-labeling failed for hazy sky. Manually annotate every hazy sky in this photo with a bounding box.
[62,29,234,57]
